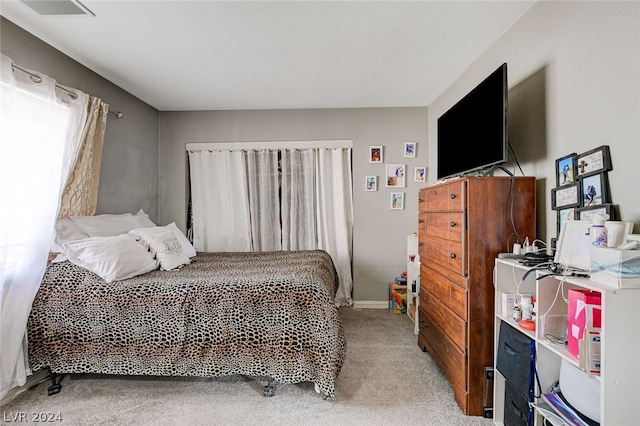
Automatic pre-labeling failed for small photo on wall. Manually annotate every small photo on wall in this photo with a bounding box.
[386,164,406,187]
[365,176,377,191]
[404,142,416,158]
[369,146,383,163]
[555,153,577,186]
[414,166,426,183]
[581,173,609,206]
[390,192,404,210]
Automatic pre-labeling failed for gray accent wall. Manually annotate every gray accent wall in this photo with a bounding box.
[0,17,160,221]
[159,108,429,304]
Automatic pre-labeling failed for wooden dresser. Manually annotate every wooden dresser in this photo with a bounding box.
[417,176,535,416]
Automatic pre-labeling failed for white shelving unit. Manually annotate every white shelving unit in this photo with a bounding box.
[493,258,640,425]
[406,233,420,334]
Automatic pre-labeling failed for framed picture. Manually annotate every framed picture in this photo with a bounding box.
[557,207,576,234]
[576,145,612,178]
[390,192,404,210]
[576,203,614,221]
[404,142,416,158]
[581,172,609,206]
[414,166,426,183]
[551,181,581,210]
[555,153,577,186]
[369,146,383,163]
[385,164,406,187]
[365,176,377,191]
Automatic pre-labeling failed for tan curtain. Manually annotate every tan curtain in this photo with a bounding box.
[58,97,109,218]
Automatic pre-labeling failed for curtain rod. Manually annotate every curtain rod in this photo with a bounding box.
[10,62,124,119]
[186,140,353,152]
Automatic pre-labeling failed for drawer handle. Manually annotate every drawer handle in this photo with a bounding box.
[450,253,456,259]
[418,219,424,224]
[450,194,456,199]
[450,221,456,227]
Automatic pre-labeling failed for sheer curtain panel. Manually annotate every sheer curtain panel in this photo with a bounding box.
[0,54,88,399]
[280,149,317,251]
[315,148,354,306]
[188,150,252,252]
[246,150,281,251]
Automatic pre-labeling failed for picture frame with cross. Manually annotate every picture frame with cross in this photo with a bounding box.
[576,145,612,178]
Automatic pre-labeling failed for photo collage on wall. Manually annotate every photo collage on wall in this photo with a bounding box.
[366,143,426,210]
[552,145,615,234]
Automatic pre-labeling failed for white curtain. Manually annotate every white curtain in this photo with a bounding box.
[0,54,88,399]
[246,150,281,251]
[315,148,353,306]
[281,149,317,250]
[188,150,252,252]
[281,147,353,305]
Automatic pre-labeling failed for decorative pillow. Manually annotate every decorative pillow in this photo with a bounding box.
[70,209,156,238]
[50,217,90,262]
[64,234,158,282]
[143,230,190,271]
[129,222,196,258]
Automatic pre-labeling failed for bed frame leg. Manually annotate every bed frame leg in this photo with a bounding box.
[47,369,62,396]
[263,378,277,397]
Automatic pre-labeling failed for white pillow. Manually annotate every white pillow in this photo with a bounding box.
[129,222,196,258]
[50,217,90,262]
[70,209,156,238]
[143,230,190,271]
[64,234,158,282]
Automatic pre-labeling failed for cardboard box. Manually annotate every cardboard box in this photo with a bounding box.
[389,283,407,314]
[590,247,640,288]
[567,289,601,359]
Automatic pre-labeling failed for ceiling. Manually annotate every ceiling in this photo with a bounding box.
[0,0,535,111]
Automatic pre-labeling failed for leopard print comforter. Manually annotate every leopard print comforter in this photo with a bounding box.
[28,250,346,397]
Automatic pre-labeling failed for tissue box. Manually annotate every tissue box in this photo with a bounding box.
[590,247,640,288]
[567,289,601,359]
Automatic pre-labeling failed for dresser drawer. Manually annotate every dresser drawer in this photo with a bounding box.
[420,180,465,212]
[422,265,468,321]
[419,307,467,394]
[422,212,464,243]
[422,237,465,276]
[420,289,466,351]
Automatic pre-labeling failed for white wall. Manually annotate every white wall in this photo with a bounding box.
[428,1,640,245]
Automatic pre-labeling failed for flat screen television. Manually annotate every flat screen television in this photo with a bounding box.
[437,63,508,180]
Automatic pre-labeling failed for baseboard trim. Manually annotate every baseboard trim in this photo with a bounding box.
[352,301,388,309]
[1,370,49,406]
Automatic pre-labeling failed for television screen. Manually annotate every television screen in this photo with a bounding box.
[437,63,508,180]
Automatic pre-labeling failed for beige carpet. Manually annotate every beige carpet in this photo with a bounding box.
[1,308,493,426]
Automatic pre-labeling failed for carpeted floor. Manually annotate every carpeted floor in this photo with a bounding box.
[1,308,494,425]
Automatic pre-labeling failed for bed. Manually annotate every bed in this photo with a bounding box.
[27,247,346,398]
